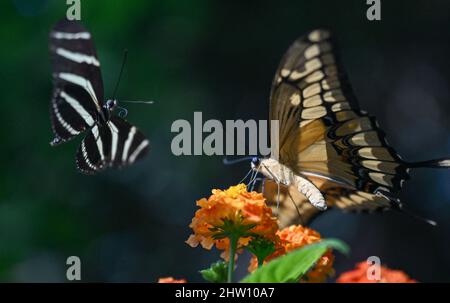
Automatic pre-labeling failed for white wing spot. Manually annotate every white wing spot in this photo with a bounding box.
[58,73,101,112]
[51,31,91,39]
[91,125,105,161]
[308,30,330,42]
[439,159,450,166]
[301,106,327,119]
[56,48,100,66]
[289,93,301,106]
[52,100,80,135]
[122,127,137,162]
[60,91,95,126]
[129,140,149,163]
[108,121,119,161]
[81,140,97,171]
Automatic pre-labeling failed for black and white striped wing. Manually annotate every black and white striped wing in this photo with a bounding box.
[76,116,150,174]
[49,19,104,145]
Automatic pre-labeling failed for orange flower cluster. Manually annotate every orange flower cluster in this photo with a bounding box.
[186,184,278,260]
[248,225,335,283]
[336,261,417,283]
[158,277,187,283]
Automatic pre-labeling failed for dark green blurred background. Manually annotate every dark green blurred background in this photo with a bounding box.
[1,0,449,282]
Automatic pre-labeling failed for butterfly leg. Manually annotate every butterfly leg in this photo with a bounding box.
[286,190,306,226]
[240,168,254,184]
[249,177,266,192]
[259,163,282,207]
[246,170,256,190]
[277,181,281,208]
[247,165,261,190]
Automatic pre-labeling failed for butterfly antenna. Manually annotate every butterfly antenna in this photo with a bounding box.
[121,100,154,104]
[112,49,128,100]
[246,170,257,188]
[397,207,437,226]
[223,156,254,165]
[276,182,280,208]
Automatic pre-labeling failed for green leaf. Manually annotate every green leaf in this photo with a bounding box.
[200,261,228,283]
[246,236,276,267]
[240,238,349,283]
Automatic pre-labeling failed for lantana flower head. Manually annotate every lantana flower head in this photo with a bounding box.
[336,261,417,283]
[158,277,187,283]
[248,224,335,283]
[186,184,279,260]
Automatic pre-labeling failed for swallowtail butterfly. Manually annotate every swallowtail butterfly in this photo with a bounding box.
[252,29,450,227]
[49,19,150,174]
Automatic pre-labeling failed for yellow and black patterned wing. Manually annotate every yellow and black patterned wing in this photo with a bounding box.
[268,29,409,225]
[262,178,392,228]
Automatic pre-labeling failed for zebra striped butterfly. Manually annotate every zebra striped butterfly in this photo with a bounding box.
[49,19,150,174]
[252,29,450,227]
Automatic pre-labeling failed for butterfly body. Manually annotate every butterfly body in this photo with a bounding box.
[49,19,150,174]
[255,158,327,210]
[100,99,117,122]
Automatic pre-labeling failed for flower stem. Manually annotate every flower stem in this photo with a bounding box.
[257,257,264,268]
[227,235,238,283]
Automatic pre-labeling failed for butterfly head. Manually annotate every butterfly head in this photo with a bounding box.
[105,99,118,111]
[251,157,260,170]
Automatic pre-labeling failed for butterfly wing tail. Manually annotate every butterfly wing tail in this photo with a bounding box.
[375,188,437,226]
[407,158,450,169]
